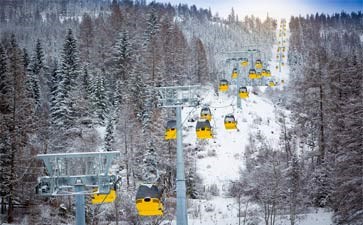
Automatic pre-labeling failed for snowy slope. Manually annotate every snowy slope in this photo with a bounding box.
[168,19,333,225]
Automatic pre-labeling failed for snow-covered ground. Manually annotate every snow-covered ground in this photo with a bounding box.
[169,19,333,225]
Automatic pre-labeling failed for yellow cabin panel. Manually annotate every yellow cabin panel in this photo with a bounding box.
[224,122,237,130]
[262,70,271,77]
[239,92,249,99]
[219,84,229,92]
[255,63,263,69]
[196,129,213,139]
[91,189,117,205]
[165,128,176,140]
[261,70,267,76]
[231,71,238,79]
[249,73,259,79]
[241,61,248,67]
[136,198,164,216]
[268,81,276,87]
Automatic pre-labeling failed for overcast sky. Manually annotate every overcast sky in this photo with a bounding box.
[153,0,362,19]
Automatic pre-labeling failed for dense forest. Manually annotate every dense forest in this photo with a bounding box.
[231,12,362,225]
[0,0,277,224]
[0,0,362,225]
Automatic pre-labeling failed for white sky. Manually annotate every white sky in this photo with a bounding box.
[153,0,362,19]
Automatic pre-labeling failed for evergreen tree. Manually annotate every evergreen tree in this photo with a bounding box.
[49,61,59,116]
[186,168,199,199]
[112,30,132,82]
[0,44,9,114]
[104,117,114,151]
[3,34,34,223]
[91,73,108,124]
[143,10,159,45]
[51,29,80,128]
[29,39,45,108]
[194,38,209,84]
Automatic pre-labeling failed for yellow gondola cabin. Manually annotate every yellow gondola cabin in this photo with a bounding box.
[224,114,237,130]
[268,81,276,87]
[240,58,249,67]
[200,107,212,121]
[255,59,263,69]
[239,86,249,99]
[164,120,176,140]
[136,184,164,216]
[196,119,213,139]
[91,188,117,205]
[261,69,267,76]
[219,79,229,92]
[231,68,238,79]
[266,70,271,77]
[248,69,258,79]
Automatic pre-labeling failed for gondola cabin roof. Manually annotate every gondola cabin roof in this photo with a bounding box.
[196,119,211,129]
[239,87,248,92]
[220,79,228,85]
[224,114,236,122]
[166,120,176,129]
[201,107,211,114]
[136,184,161,199]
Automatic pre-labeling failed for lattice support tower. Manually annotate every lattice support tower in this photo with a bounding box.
[156,85,200,225]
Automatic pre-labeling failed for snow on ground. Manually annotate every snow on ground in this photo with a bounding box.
[169,19,333,225]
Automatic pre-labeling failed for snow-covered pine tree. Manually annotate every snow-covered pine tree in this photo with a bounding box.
[2,34,34,223]
[49,60,59,118]
[332,52,363,225]
[186,168,199,199]
[91,72,108,124]
[109,30,133,107]
[112,30,132,82]
[0,44,9,114]
[29,39,45,108]
[104,117,114,151]
[51,29,80,128]
[193,37,209,85]
[0,43,11,216]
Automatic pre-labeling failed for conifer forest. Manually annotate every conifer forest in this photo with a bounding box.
[0,0,362,225]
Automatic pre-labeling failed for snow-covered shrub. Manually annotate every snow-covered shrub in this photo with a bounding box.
[204,203,215,212]
[207,149,216,157]
[208,184,220,196]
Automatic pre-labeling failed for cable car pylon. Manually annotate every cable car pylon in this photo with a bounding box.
[156,85,200,225]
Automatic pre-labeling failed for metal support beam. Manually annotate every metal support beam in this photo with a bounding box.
[156,85,200,225]
[236,65,241,109]
[75,183,86,225]
[176,106,188,225]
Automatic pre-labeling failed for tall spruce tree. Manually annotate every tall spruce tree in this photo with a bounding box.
[51,29,80,128]
[29,39,45,108]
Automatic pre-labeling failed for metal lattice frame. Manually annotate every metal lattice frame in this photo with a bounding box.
[157,85,200,108]
[37,151,120,225]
